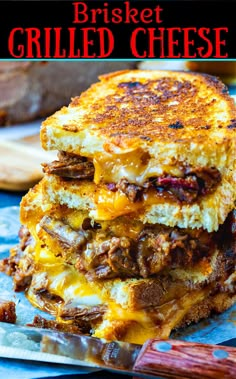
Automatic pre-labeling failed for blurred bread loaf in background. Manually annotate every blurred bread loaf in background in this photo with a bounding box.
[186,61,236,85]
[138,60,236,85]
[0,61,135,126]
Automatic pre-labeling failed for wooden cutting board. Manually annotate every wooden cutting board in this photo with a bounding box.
[0,134,56,191]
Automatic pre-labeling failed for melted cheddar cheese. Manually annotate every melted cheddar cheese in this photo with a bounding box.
[25,239,210,344]
[93,149,183,186]
[20,182,217,344]
[91,187,167,220]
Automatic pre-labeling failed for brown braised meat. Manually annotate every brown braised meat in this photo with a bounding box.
[42,151,94,179]
[37,214,219,281]
[0,226,35,291]
[116,178,143,202]
[117,166,221,203]
[59,303,107,324]
[39,215,91,258]
[76,236,139,280]
[76,227,215,280]
[136,227,212,278]
[0,299,16,323]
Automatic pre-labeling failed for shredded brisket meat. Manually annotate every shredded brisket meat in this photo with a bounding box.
[0,226,34,291]
[52,211,235,281]
[37,215,218,280]
[43,151,221,203]
[5,210,234,284]
[42,151,94,179]
[184,166,221,194]
[116,178,143,202]
[77,227,215,280]
[39,216,91,258]
[117,166,221,203]
[137,227,211,278]
[76,236,139,280]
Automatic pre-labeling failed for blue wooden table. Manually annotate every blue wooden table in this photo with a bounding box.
[0,190,25,208]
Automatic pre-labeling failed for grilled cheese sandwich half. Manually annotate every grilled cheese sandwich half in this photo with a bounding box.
[1,182,231,343]
[41,70,236,231]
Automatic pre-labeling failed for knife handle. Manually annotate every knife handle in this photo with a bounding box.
[133,339,236,379]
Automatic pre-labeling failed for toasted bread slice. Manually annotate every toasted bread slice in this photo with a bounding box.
[93,291,236,343]
[39,174,235,232]
[41,70,235,177]
[41,69,236,155]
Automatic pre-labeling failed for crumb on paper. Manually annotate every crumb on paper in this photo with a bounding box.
[0,299,16,323]
[27,314,84,335]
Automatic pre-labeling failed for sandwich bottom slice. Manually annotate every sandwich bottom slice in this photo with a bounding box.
[0,183,235,344]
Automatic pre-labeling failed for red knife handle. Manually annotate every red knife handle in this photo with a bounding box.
[133,339,236,379]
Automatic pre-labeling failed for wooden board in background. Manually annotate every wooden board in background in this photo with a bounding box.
[0,134,56,191]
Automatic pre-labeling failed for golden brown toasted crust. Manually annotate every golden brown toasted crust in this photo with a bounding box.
[41,69,236,156]
[94,291,236,343]
[110,239,235,311]
[176,292,236,329]
[73,70,233,140]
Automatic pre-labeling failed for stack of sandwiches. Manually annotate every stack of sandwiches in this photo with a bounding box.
[2,70,235,344]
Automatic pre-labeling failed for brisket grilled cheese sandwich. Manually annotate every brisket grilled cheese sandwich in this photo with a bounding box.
[41,70,235,231]
[1,70,235,344]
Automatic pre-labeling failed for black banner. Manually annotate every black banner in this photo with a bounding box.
[0,1,235,59]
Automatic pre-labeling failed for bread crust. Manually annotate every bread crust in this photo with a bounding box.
[41,69,236,156]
